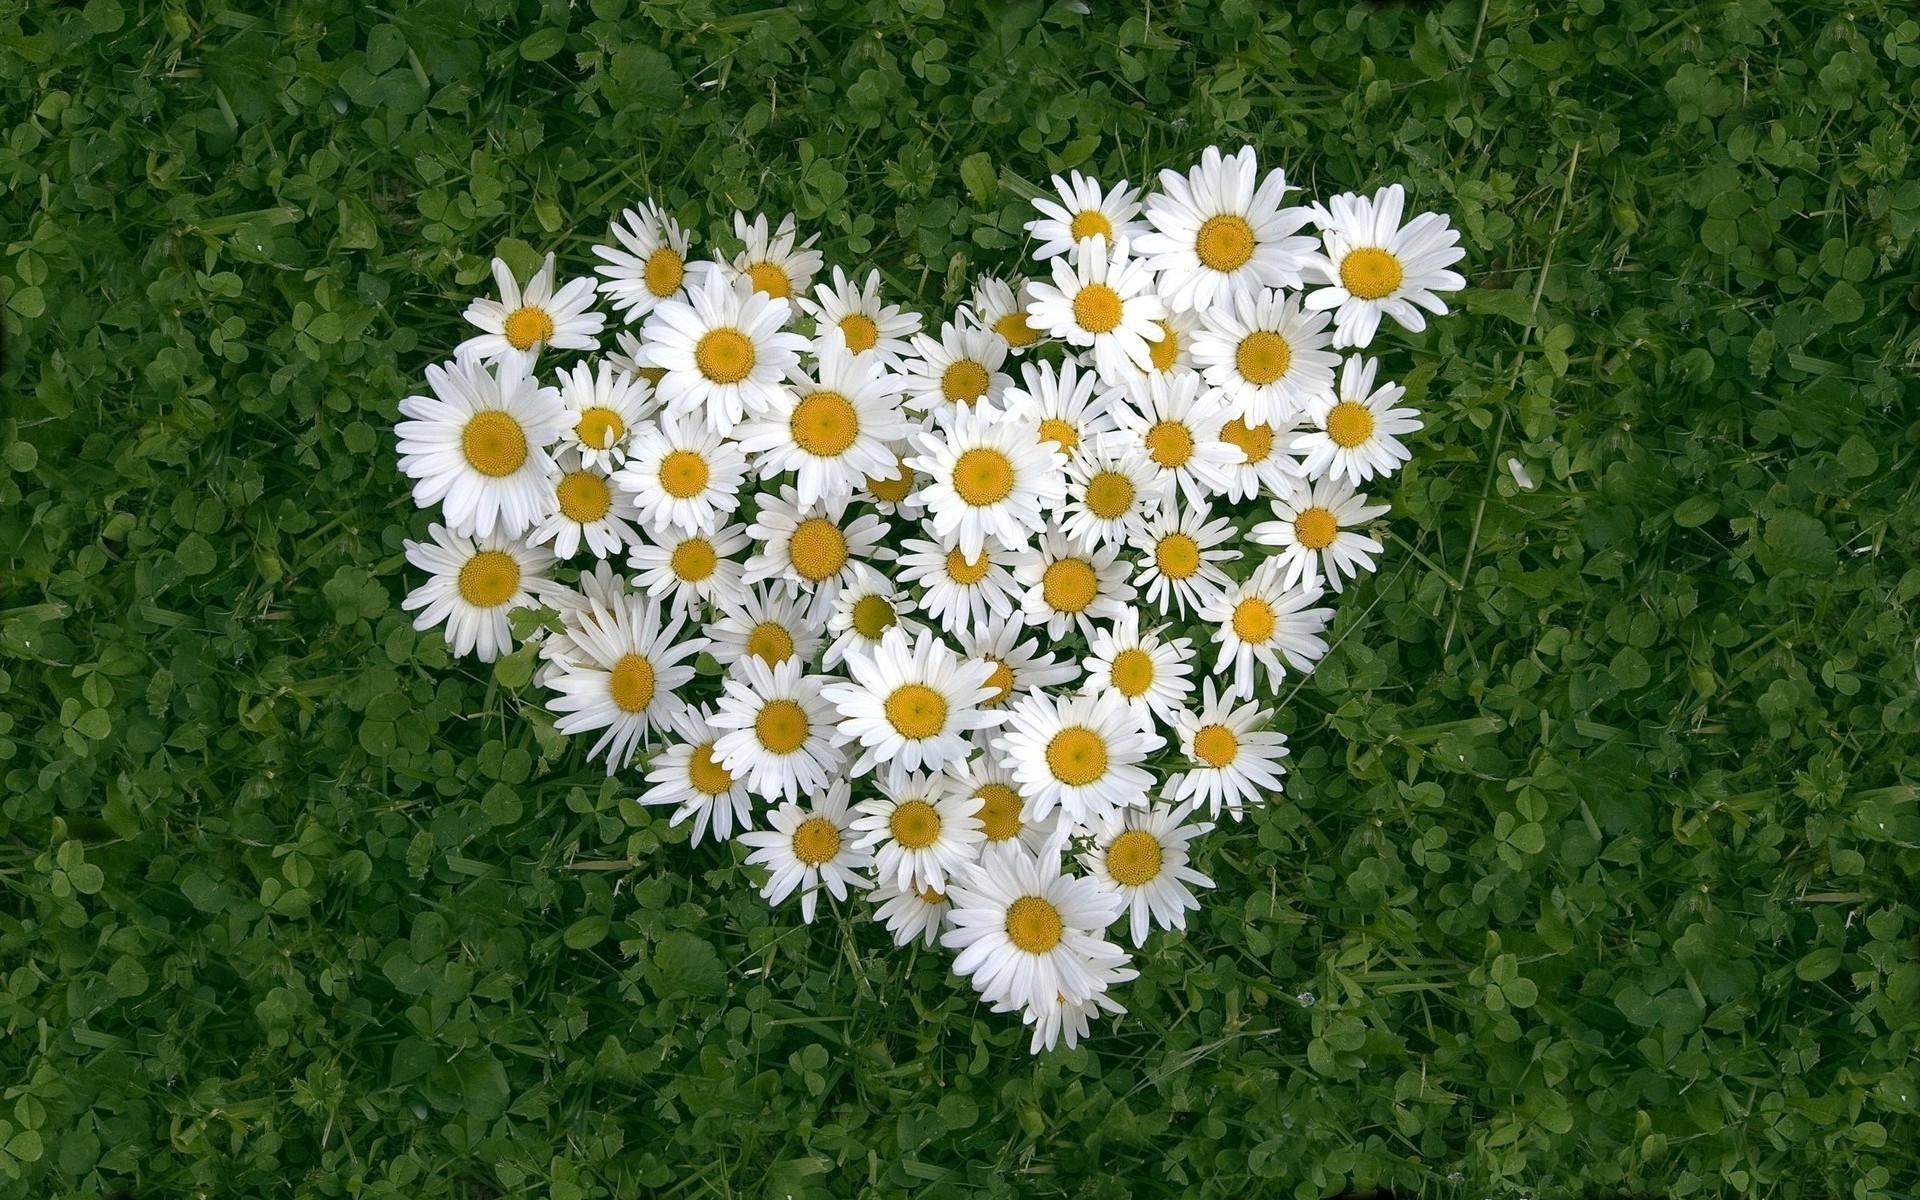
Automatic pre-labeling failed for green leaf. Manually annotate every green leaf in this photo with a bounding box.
[1673,495,1718,527]
[1795,947,1843,981]
[959,152,997,204]
[646,931,725,997]
[519,28,566,62]
[562,914,609,950]
[174,532,218,576]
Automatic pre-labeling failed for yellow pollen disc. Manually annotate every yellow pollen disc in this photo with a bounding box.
[745,261,792,299]
[1220,416,1273,463]
[787,518,849,582]
[941,359,991,404]
[1339,247,1404,300]
[1037,417,1079,453]
[1294,507,1339,550]
[994,312,1041,347]
[555,471,612,524]
[1084,471,1136,520]
[1193,723,1239,768]
[1195,213,1256,272]
[889,799,942,850]
[945,548,991,585]
[850,593,897,639]
[838,313,879,353]
[461,410,529,478]
[1042,558,1099,614]
[1106,829,1164,886]
[456,550,520,608]
[1005,895,1064,954]
[975,783,1023,841]
[1236,329,1293,386]
[746,621,794,665]
[1109,648,1156,698]
[502,305,555,351]
[1070,209,1114,241]
[638,366,668,386]
[920,885,946,904]
[884,683,949,740]
[1232,597,1276,644]
[1155,533,1202,580]
[791,817,841,866]
[1072,282,1124,334]
[669,538,717,581]
[1145,420,1194,468]
[755,698,810,753]
[695,327,756,384]
[1045,726,1108,787]
[608,654,657,714]
[574,407,626,450]
[980,658,1014,707]
[951,447,1015,506]
[657,449,710,499]
[1325,401,1376,449]
[1148,321,1181,371]
[687,742,733,796]
[865,457,914,503]
[790,390,860,457]
[644,248,685,297]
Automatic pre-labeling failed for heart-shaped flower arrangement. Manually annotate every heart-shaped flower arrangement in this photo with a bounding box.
[392,146,1464,1053]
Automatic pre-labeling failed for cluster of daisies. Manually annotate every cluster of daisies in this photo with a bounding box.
[393,146,1463,1053]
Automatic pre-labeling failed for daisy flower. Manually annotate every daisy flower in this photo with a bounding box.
[1080,801,1215,947]
[1128,499,1239,617]
[999,357,1116,459]
[1015,980,1132,1055]
[741,486,890,619]
[820,626,1005,777]
[1292,354,1423,485]
[1190,287,1339,426]
[532,560,630,684]
[942,844,1129,1014]
[738,780,872,924]
[1024,236,1167,387]
[1249,475,1390,593]
[857,446,926,519]
[895,533,1018,633]
[869,877,954,948]
[640,276,807,432]
[943,754,1057,854]
[545,595,705,772]
[1011,526,1138,641]
[1216,412,1304,503]
[1169,680,1290,818]
[995,689,1161,830]
[549,360,652,473]
[962,275,1044,353]
[605,329,664,387]
[613,411,748,535]
[824,563,921,670]
[732,336,910,506]
[729,211,824,302]
[1304,183,1467,348]
[1109,370,1238,510]
[1025,170,1147,262]
[1197,558,1334,699]
[908,404,1068,559]
[707,583,825,671]
[626,521,749,615]
[1059,436,1168,552]
[900,321,1014,418]
[401,523,558,662]
[528,454,644,560]
[592,200,695,322]
[851,771,986,893]
[640,705,756,846]
[1081,609,1194,731]
[798,266,923,367]
[1133,145,1319,313]
[396,356,567,539]
[457,252,605,367]
[710,655,847,803]
[953,622,1080,716]
[1131,307,1201,381]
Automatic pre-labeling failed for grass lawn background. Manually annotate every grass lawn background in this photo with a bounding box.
[4,1,1919,1196]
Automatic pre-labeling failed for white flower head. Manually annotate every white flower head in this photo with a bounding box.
[1304,183,1467,348]
[457,252,606,367]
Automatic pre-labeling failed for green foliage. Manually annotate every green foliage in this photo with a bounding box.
[4,1,1919,1197]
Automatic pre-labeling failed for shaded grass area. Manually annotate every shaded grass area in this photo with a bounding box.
[3,1,1919,1196]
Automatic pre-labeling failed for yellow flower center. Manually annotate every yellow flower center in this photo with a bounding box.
[1084,471,1136,520]
[1044,726,1107,786]
[1195,213,1256,272]
[695,328,756,384]
[979,658,1014,707]
[686,742,733,796]
[502,305,555,351]
[461,410,528,478]
[1193,724,1239,768]
[456,550,520,608]
[1072,282,1124,334]
[744,261,792,299]
[1145,420,1193,468]
[1037,417,1079,453]
[838,313,879,353]
[574,407,626,451]
[951,447,1015,507]
[850,593,897,639]
[1294,506,1339,550]
[787,518,849,582]
[790,390,860,457]
[920,885,946,904]
[1339,247,1404,300]
[1220,416,1273,464]
[1109,648,1156,698]
[994,312,1041,347]
[1232,597,1276,644]
[1325,401,1376,449]
[669,537,717,581]
[555,471,612,524]
[1148,320,1181,371]
[945,548,991,585]
[608,654,656,714]
[1005,895,1064,953]
[644,248,685,297]
[888,799,942,850]
[657,449,710,499]
[865,457,914,503]
[975,783,1023,841]
[883,683,948,740]
[1041,557,1099,614]
[791,816,841,866]
[1155,532,1202,580]
[755,698,811,753]
[637,365,667,386]
[1235,329,1293,385]
[746,621,794,665]
[940,359,991,404]
[1069,209,1114,241]
[1105,829,1164,886]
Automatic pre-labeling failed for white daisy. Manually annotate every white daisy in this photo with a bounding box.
[710,655,846,803]
[605,329,664,388]
[613,411,748,535]
[998,357,1116,460]
[953,622,1080,716]
[732,337,910,507]
[820,625,1005,777]
[401,523,558,662]
[1011,527,1137,641]
[741,486,890,620]
[1292,354,1423,485]
[1058,436,1168,552]
[1131,307,1201,381]
[798,265,922,367]
[528,454,644,561]
[1304,183,1467,348]
[1081,609,1194,731]
[1216,411,1304,503]
[728,211,824,302]
[626,521,749,615]
[869,876,954,948]
[640,276,807,432]
[550,359,653,472]
[457,252,605,367]
[943,754,1057,855]
[942,844,1129,1014]
[1024,236,1166,387]
[1169,680,1290,818]
[1133,144,1318,313]
[1197,558,1334,699]
[823,563,921,670]
[962,275,1045,353]
[857,445,926,518]
[545,595,705,772]
[851,771,986,893]
[1109,370,1238,510]
[592,200,695,322]
[908,404,1067,559]
[1128,499,1239,617]
[1025,170,1147,262]
[640,705,755,846]
[995,689,1161,830]
[1080,800,1215,947]
[706,583,825,671]
[396,356,566,539]
[894,533,1018,633]
[531,560,630,685]
[1249,475,1390,593]
[900,321,1013,418]
[1190,287,1339,426]
[1014,981,1132,1055]
[738,780,871,923]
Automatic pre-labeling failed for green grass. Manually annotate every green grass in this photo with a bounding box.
[4,1,1919,1197]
